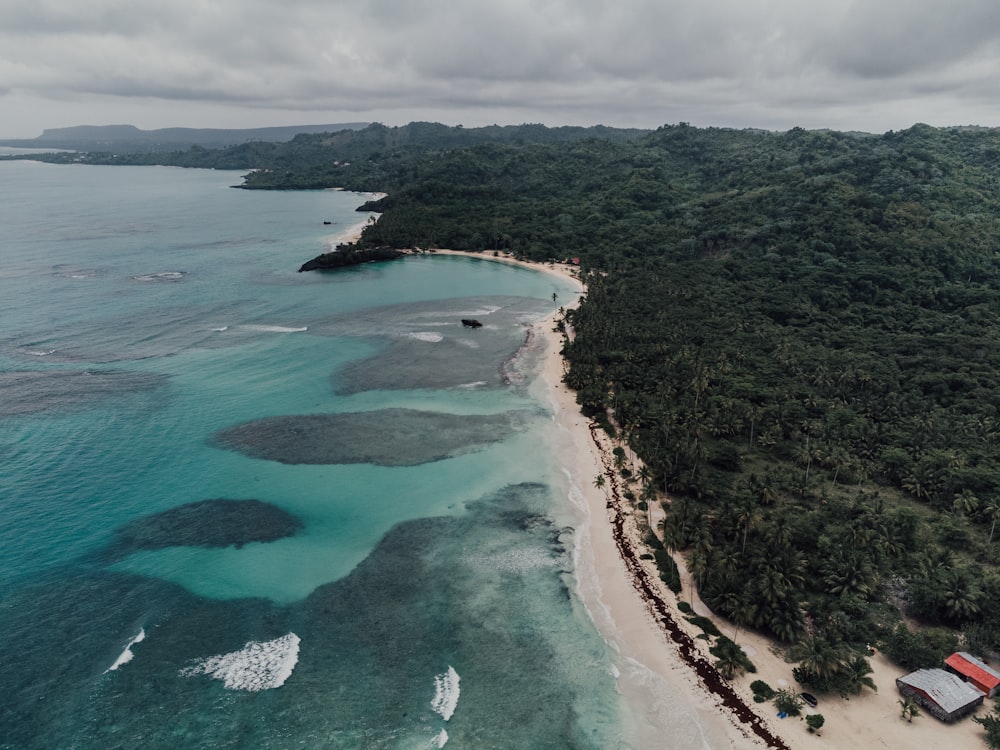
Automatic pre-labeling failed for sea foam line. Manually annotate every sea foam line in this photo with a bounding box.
[179,632,300,691]
[105,628,146,673]
[431,729,449,748]
[431,666,460,721]
[238,324,308,333]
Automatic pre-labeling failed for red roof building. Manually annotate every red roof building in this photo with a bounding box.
[945,652,1000,698]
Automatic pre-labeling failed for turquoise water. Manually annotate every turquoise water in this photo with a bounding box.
[0,162,631,748]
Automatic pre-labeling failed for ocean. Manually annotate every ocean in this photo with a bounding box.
[0,160,634,749]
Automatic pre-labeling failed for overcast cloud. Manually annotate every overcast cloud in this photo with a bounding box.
[3,0,1000,137]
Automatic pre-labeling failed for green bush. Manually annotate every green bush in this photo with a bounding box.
[687,615,722,638]
[881,624,959,671]
[654,549,682,593]
[773,689,803,717]
[750,679,775,702]
[806,714,825,733]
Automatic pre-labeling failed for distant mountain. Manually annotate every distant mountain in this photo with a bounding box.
[0,123,369,153]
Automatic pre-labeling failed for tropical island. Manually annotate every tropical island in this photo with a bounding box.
[18,120,1000,747]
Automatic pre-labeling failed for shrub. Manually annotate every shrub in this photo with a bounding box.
[806,714,825,733]
[687,615,723,638]
[750,680,776,702]
[774,689,803,717]
[654,549,682,593]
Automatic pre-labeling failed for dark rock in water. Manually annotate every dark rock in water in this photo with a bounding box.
[461,318,483,328]
[214,408,532,466]
[109,499,303,554]
[297,245,403,272]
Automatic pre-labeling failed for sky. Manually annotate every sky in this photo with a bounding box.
[4,0,1000,138]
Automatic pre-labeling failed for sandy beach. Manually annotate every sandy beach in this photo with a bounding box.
[425,249,992,750]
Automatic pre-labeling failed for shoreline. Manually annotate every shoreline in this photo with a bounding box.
[426,249,990,750]
[429,249,778,747]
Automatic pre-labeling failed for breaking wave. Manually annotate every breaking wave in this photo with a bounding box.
[105,628,146,673]
[132,272,186,282]
[408,332,444,343]
[238,325,308,333]
[179,632,300,691]
[431,729,449,748]
[431,666,460,721]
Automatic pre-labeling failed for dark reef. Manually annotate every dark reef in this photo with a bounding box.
[213,408,531,466]
[108,499,303,555]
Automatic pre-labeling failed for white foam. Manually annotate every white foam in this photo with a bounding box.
[212,326,229,332]
[179,632,300,691]
[238,325,308,333]
[491,548,555,574]
[457,381,488,389]
[25,349,55,356]
[106,628,146,673]
[431,729,449,748]
[132,271,185,281]
[409,332,444,343]
[431,666,460,721]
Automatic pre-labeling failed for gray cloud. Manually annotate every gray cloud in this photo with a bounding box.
[2,0,1000,137]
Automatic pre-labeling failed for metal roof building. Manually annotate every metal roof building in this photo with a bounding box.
[896,668,985,722]
[945,652,1000,698]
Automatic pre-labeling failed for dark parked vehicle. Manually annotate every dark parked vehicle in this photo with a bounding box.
[799,692,818,708]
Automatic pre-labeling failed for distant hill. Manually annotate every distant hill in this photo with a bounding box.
[0,123,369,153]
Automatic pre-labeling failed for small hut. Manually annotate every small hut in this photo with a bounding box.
[896,668,985,722]
[945,652,1000,698]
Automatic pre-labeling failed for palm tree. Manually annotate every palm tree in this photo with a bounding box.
[981,499,1000,544]
[711,636,749,679]
[790,633,849,680]
[943,569,982,623]
[593,473,607,497]
[637,463,652,487]
[953,489,980,516]
[736,495,762,554]
[840,654,877,695]
[898,695,920,722]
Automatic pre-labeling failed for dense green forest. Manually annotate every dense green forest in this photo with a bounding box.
[20,120,1000,701]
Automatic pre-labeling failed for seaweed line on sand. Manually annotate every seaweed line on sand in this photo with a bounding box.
[588,421,790,750]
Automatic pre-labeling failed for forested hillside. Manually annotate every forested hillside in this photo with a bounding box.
[22,120,1000,696]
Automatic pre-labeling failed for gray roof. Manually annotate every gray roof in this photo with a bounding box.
[898,668,985,713]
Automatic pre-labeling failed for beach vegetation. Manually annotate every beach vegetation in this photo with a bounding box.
[686,614,723,639]
[773,689,803,717]
[974,705,1000,749]
[898,695,920,722]
[750,679,775,702]
[805,714,825,733]
[881,623,958,671]
[710,635,756,678]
